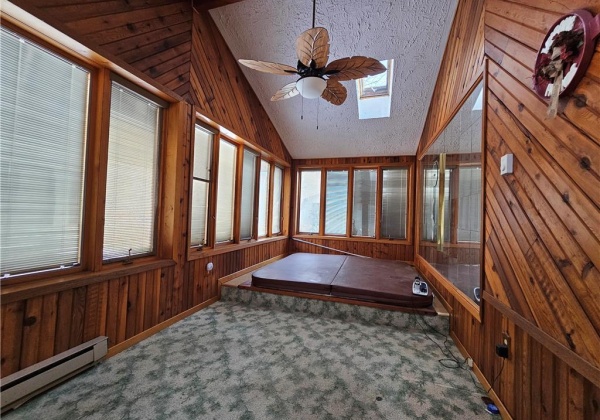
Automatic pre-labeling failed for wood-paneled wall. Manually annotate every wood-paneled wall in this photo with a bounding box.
[416,0,485,156]
[1,240,288,377]
[15,0,194,97]
[417,0,600,417]
[1,1,291,377]
[291,238,414,262]
[189,10,291,162]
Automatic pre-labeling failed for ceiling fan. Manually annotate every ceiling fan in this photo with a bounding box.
[238,0,387,106]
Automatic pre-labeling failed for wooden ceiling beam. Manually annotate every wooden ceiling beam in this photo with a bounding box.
[193,0,247,11]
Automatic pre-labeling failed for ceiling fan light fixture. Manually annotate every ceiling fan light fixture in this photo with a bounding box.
[296,76,327,99]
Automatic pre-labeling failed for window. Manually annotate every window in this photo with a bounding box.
[240,149,258,240]
[103,82,163,261]
[457,167,481,242]
[258,160,270,237]
[272,166,283,234]
[1,27,90,276]
[381,168,408,239]
[296,165,410,240]
[190,125,214,247]
[422,167,451,242]
[352,169,377,237]
[325,170,348,235]
[298,170,321,233]
[215,140,237,243]
[356,59,394,119]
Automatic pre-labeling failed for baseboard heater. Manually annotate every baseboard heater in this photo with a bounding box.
[1,336,108,413]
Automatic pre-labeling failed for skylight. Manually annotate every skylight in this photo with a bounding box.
[356,59,393,119]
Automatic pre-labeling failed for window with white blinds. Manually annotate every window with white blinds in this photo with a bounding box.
[190,125,213,246]
[381,168,408,239]
[422,168,451,242]
[271,166,283,235]
[298,170,321,233]
[215,140,237,243]
[0,28,90,276]
[103,82,162,261]
[325,170,348,235]
[258,160,270,237]
[457,166,481,242]
[352,169,377,237]
[240,149,257,240]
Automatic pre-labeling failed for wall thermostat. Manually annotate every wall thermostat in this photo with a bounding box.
[500,154,513,175]
[206,262,214,271]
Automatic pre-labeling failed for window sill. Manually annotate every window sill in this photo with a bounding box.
[1,258,176,304]
[187,235,288,261]
[293,234,411,245]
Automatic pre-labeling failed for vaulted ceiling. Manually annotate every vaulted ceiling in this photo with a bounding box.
[210,0,458,158]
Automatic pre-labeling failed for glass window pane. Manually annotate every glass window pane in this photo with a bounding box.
[193,125,212,180]
[215,140,236,242]
[272,166,283,234]
[258,160,270,237]
[240,150,257,240]
[299,170,321,233]
[352,169,377,237]
[190,124,213,247]
[381,168,408,239]
[190,180,209,246]
[421,167,451,242]
[457,167,482,242]
[0,28,89,276]
[103,82,161,261]
[325,170,348,235]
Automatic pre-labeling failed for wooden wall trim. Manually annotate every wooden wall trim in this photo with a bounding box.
[1,260,176,304]
[484,291,600,389]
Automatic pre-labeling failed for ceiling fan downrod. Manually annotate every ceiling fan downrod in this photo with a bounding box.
[312,0,316,29]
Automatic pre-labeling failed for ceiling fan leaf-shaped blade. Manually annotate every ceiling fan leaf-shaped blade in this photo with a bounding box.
[325,56,386,81]
[321,79,347,105]
[271,82,299,101]
[238,59,298,76]
[295,27,330,68]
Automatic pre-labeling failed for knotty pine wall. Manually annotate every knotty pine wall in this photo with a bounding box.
[1,1,291,377]
[417,0,600,418]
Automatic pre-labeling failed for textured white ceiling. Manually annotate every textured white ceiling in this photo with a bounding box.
[211,0,457,159]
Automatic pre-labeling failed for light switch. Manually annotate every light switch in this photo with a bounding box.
[500,154,513,175]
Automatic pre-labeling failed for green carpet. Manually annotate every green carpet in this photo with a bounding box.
[6,298,488,419]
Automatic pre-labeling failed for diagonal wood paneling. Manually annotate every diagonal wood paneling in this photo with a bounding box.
[14,0,194,95]
[416,0,600,417]
[417,0,485,157]
[189,9,291,162]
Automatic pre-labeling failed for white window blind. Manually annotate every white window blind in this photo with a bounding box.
[240,149,257,240]
[0,28,90,276]
[103,82,162,261]
[325,170,348,235]
[215,140,236,242]
[190,125,213,246]
[457,166,481,242]
[298,170,321,233]
[381,168,408,239]
[352,169,376,237]
[271,166,283,234]
[258,160,270,237]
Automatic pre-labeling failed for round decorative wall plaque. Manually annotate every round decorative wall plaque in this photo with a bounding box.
[533,9,600,116]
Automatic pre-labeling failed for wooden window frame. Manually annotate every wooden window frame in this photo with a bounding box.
[294,162,414,244]
[0,18,180,288]
[187,112,290,261]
